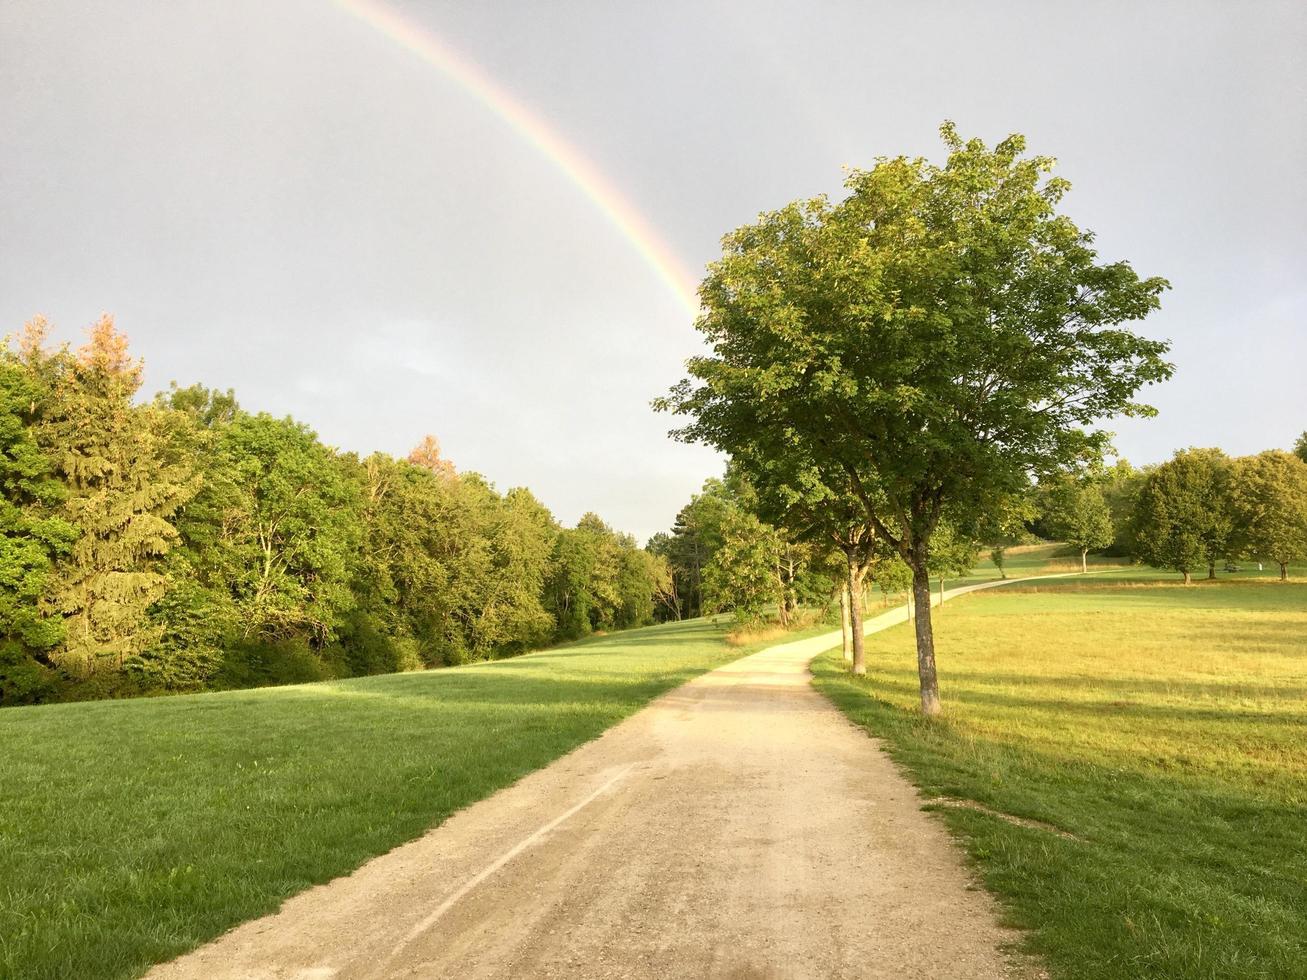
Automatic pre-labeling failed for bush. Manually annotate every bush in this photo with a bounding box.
[212,639,339,690]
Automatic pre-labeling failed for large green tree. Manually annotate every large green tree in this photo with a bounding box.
[24,317,201,682]
[1131,448,1234,583]
[204,412,361,644]
[1230,450,1307,580]
[661,123,1171,714]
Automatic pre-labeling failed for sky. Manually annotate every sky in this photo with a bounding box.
[1,0,1304,542]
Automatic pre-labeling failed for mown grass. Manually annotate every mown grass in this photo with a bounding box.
[0,616,818,980]
[813,572,1307,979]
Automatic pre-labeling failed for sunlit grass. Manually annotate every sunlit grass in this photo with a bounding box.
[0,616,817,980]
[813,573,1307,979]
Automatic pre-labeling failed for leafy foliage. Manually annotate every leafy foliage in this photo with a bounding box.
[1230,450,1307,580]
[0,318,663,704]
[661,122,1172,712]
[1131,449,1234,582]
[1040,472,1113,570]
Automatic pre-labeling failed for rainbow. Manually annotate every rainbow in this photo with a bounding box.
[333,0,701,318]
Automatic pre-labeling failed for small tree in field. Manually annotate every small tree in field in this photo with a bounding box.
[1041,473,1113,573]
[661,123,1171,715]
[1230,451,1307,581]
[1132,448,1234,583]
[982,496,1033,579]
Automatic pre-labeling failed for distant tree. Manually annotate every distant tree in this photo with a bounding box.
[926,521,982,615]
[650,476,742,620]
[661,123,1172,714]
[209,412,361,643]
[408,434,456,479]
[981,495,1034,579]
[1101,459,1147,556]
[615,544,658,628]
[988,547,1009,579]
[475,486,556,653]
[1293,432,1307,465]
[648,551,680,621]
[701,508,782,626]
[1132,449,1234,584]
[156,382,239,428]
[346,452,455,670]
[1230,451,1307,581]
[1041,473,1113,573]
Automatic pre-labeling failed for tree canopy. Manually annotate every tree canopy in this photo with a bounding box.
[0,317,665,705]
[661,123,1172,713]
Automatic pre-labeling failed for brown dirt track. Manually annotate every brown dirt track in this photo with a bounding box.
[151,582,1059,980]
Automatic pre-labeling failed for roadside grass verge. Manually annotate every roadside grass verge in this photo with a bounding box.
[813,575,1307,980]
[0,616,816,980]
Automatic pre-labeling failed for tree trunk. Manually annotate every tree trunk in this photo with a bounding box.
[1182,569,1192,585]
[910,559,941,716]
[847,558,866,676]
[1281,562,1289,581]
[1208,560,1216,580]
[840,585,852,661]
[1081,548,1088,574]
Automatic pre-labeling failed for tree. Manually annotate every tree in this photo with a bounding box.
[648,550,681,621]
[1041,472,1113,573]
[408,434,456,479]
[701,508,783,625]
[1230,451,1307,581]
[0,354,77,702]
[660,123,1171,714]
[1293,432,1307,465]
[1132,449,1234,583]
[23,316,201,681]
[205,412,361,643]
[980,495,1033,579]
[1101,458,1147,556]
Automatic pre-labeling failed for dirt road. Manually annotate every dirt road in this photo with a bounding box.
[152,582,1047,979]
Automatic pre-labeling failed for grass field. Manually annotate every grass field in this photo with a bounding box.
[813,570,1307,979]
[0,616,817,980]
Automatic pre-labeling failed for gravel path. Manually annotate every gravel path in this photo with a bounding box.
[150,578,1063,979]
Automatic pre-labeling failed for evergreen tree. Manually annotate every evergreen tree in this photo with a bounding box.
[24,316,200,680]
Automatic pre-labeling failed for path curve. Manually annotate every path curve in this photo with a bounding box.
[150,574,1076,980]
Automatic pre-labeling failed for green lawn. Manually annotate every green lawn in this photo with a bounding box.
[0,616,804,980]
[813,572,1307,980]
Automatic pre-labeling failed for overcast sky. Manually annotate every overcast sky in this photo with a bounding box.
[2,1,1304,542]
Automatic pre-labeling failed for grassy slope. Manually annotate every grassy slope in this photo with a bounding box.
[813,569,1307,980]
[0,616,816,980]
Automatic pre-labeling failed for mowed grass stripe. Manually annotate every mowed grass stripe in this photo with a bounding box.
[0,617,788,980]
[813,574,1307,980]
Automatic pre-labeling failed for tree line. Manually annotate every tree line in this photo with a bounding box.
[0,316,665,706]
[652,443,1307,636]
